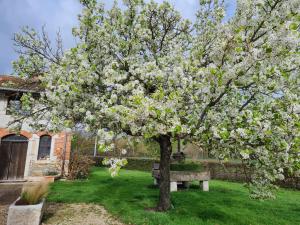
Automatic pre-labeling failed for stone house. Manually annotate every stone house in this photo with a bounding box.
[0,75,71,181]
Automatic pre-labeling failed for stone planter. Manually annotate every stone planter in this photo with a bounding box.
[43,175,55,183]
[43,174,60,183]
[7,197,45,225]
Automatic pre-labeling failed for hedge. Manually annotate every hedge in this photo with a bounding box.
[93,156,299,189]
[94,156,204,172]
[94,156,157,171]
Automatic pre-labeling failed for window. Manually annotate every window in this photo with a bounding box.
[37,135,52,160]
[6,94,22,115]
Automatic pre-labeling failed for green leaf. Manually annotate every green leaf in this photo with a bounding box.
[289,22,298,31]
[266,47,272,53]
[235,47,243,53]
[174,125,182,133]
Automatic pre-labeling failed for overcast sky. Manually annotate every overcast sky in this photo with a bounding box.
[0,0,236,74]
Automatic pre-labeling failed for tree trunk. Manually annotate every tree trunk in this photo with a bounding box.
[157,135,172,211]
[177,136,181,153]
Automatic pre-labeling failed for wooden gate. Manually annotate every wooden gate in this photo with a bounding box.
[0,135,28,180]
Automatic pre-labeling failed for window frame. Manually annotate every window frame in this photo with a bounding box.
[6,93,22,115]
[37,135,52,160]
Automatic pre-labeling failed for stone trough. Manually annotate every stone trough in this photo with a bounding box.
[7,197,45,225]
[152,167,210,192]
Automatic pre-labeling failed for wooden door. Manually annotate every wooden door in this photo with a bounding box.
[0,141,11,180]
[0,135,28,180]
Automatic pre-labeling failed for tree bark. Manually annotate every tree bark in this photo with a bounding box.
[156,135,172,211]
[177,136,181,153]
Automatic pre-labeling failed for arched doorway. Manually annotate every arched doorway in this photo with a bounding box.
[0,134,28,180]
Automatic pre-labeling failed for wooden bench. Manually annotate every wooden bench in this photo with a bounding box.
[152,163,210,192]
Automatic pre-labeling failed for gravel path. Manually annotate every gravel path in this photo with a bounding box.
[0,184,124,225]
[0,206,8,225]
[0,183,23,225]
[42,203,125,225]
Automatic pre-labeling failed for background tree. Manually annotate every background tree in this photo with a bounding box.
[12,0,299,211]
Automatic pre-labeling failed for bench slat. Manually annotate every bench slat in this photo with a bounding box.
[152,170,210,182]
[170,171,210,182]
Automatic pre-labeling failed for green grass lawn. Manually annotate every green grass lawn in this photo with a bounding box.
[47,167,300,225]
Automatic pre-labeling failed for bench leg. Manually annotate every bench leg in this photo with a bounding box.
[182,181,190,188]
[200,180,209,191]
[170,182,177,192]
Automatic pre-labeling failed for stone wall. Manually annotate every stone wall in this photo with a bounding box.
[94,157,300,189]
[53,132,71,160]
[28,160,69,176]
[28,132,71,177]
[202,161,300,189]
[0,128,71,178]
[29,161,59,176]
[202,161,250,182]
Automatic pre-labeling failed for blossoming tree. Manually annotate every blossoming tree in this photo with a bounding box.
[12,0,300,211]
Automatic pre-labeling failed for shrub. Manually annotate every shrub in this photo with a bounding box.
[124,158,158,171]
[43,169,59,176]
[68,151,94,180]
[94,156,158,171]
[170,162,203,171]
[94,157,203,172]
[17,181,48,205]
